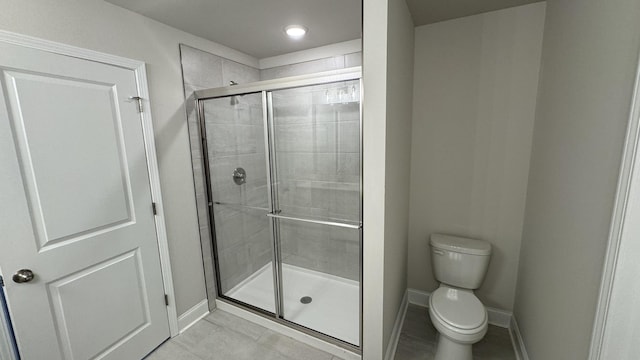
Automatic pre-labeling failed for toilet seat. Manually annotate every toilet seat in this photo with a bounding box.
[428,286,488,343]
[431,287,486,330]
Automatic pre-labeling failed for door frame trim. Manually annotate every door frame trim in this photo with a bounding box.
[0,29,179,338]
[588,44,640,358]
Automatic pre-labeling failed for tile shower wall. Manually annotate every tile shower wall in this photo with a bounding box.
[180,44,263,295]
[272,82,361,281]
[259,52,362,80]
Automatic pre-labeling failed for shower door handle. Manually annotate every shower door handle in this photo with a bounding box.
[266,212,362,229]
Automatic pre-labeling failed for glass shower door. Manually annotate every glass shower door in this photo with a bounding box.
[269,80,362,345]
[201,92,276,313]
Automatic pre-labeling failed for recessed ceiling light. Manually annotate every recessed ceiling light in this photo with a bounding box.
[285,25,307,39]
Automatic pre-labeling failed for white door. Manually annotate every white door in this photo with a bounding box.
[0,41,170,359]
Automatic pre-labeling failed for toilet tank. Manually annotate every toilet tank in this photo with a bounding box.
[430,234,492,290]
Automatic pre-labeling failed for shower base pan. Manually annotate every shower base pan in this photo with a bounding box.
[225,262,360,346]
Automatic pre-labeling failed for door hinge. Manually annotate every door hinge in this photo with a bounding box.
[129,96,144,113]
[0,276,4,287]
[164,294,169,306]
[152,202,157,215]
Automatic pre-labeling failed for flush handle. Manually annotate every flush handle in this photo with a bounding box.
[433,249,445,256]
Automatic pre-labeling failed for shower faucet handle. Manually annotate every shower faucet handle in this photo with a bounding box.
[232,167,246,185]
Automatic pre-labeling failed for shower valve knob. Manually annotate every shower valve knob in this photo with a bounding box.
[233,167,246,185]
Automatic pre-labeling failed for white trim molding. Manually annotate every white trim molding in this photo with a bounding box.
[407,288,430,307]
[384,290,409,360]
[134,63,179,336]
[178,299,210,333]
[486,307,513,329]
[509,317,530,360]
[258,39,362,69]
[0,29,141,69]
[588,44,640,360]
[0,29,179,337]
[407,288,513,329]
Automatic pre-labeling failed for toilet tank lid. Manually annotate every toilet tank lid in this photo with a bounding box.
[430,234,491,256]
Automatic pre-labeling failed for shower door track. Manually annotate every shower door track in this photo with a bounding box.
[195,67,363,354]
[195,67,361,99]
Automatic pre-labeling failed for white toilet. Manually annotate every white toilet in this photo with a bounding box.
[428,234,492,360]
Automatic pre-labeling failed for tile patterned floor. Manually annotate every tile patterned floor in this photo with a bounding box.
[146,304,515,360]
[394,304,516,360]
[145,309,344,360]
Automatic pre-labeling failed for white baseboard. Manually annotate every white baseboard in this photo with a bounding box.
[178,299,210,333]
[215,299,360,360]
[408,288,430,307]
[486,306,513,329]
[509,316,530,360]
[384,290,409,360]
[406,288,512,328]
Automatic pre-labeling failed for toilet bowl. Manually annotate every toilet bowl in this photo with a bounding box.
[428,286,488,360]
[428,234,492,360]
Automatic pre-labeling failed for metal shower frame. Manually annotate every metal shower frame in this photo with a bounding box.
[194,67,363,353]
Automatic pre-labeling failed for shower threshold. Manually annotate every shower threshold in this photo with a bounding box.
[224,262,360,346]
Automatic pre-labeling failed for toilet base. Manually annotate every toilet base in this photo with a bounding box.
[434,334,472,360]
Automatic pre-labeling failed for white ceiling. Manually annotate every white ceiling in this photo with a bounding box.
[406,0,543,26]
[104,0,362,59]
[104,0,544,59]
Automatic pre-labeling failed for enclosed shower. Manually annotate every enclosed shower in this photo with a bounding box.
[194,68,362,349]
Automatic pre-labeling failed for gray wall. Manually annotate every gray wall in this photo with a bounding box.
[514,0,640,358]
[362,0,413,357]
[362,0,392,355]
[382,0,414,353]
[408,3,545,311]
[0,0,258,318]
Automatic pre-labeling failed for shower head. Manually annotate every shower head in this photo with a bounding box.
[229,81,240,106]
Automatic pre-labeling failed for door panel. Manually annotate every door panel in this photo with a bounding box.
[202,93,276,313]
[269,80,361,346]
[48,250,148,360]
[4,70,133,249]
[0,42,169,360]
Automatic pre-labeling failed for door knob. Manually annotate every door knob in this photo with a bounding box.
[12,269,34,283]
